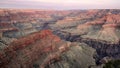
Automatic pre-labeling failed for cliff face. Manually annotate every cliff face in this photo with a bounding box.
[50,43,96,68]
[54,30,120,65]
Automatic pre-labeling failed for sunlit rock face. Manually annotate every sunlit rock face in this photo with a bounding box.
[48,43,96,68]
[0,9,120,68]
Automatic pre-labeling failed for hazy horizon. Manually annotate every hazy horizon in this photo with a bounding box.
[0,0,120,10]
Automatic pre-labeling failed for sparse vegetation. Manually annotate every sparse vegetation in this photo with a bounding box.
[103,60,120,68]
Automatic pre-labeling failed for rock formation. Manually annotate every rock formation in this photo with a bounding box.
[0,9,120,68]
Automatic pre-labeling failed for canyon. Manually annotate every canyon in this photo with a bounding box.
[0,9,120,68]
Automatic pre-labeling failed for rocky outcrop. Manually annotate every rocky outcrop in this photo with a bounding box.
[53,30,120,65]
[0,30,62,68]
[35,42,96,68]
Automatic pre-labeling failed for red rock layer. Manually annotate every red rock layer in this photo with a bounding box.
[0,29,61,68]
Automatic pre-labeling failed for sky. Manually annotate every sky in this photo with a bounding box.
[0,0,120,10]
